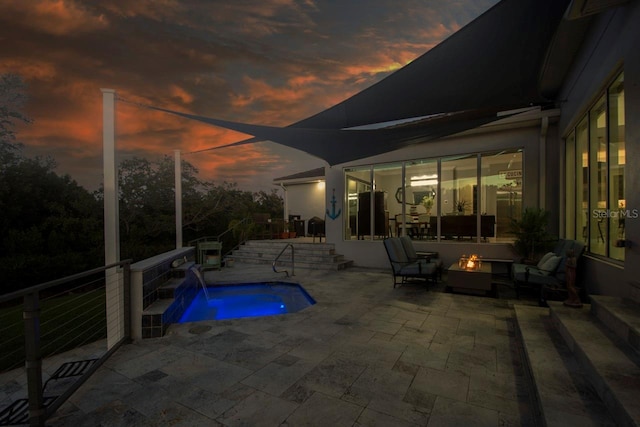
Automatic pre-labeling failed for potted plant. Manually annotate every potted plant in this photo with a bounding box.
[421,195,434,215]
[280,222,297,239]
[455,199,467,214]
[509,207,553,263]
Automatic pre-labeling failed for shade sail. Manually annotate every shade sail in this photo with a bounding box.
[292,0,570,130]
[147,106,511,165]
[127,0,571,165]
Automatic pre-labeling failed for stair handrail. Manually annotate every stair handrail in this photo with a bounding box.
[188,217,254,260]
[273,243,295,277]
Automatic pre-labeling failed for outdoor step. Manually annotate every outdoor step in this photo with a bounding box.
[234,248,337,258]
[142,298,174,315]
[549,301,640,427]
[229,239,352,271]
[241,241,336,254]
[514,304,616,427]
[228,256,353,271]
[231,249,344,264]
[590,295,640,356]
[157,277,183,299]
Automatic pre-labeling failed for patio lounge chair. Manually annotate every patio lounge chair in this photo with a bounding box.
[383,237,437,287]
[512,239,585,305]
[398,235,443,281]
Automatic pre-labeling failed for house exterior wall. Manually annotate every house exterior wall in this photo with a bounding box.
[283,182,326,234]
[325,121,557,269]
[557,2,640,298]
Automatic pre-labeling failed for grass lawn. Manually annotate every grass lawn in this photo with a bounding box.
[0,288,106,372]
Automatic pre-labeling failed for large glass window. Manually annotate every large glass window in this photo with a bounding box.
[609,73,625,260]
[576,117,589,246]
[481,149,523,241]
[565,131,576,240]
[565,71,624,261]
[344,150,526,243]
[441,154,478,240]
[345,167,371,240]
[344,163,400,240]
[589,95,607,256]
[404,160,438,238]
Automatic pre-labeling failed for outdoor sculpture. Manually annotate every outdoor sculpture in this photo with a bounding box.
[563,249,582,308]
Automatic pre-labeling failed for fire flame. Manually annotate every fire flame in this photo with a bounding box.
[464,254,479,270]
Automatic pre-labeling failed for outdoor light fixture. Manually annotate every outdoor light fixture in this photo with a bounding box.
[458,254,482,270]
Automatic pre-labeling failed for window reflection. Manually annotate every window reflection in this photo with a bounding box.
[565,70,624,261]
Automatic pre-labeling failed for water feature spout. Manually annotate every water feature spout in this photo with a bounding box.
[190,266,210,301]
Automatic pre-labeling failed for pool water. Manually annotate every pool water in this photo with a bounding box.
[178,282,315,322]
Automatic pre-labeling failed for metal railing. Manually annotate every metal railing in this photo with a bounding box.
[0,260,132,426]
[272,243,295,277]
[188,217,254,262]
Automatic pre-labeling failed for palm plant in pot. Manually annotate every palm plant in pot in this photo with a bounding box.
[509,207,554,263]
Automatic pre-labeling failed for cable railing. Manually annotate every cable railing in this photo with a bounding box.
[0,260,131,427]
[188,217,254,262]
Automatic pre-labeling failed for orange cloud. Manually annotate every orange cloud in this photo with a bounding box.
[101,0,183,20]
[169,85,195,105]
[3,0,109,35]
[1,59,58,81]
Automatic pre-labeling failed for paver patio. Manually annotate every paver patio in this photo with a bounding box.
[10,265,540,426]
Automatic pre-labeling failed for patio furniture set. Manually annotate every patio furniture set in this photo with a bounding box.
[384,236,585,305]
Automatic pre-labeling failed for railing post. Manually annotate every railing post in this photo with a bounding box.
[291,245,295,277]
[23,292,45,427]
[122,262,132,341]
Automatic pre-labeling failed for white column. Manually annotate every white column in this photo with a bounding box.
[101,88,123,348]
[280,183,288,224]
[174,149,183,248]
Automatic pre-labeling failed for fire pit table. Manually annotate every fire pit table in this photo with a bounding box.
[447,261,493,296]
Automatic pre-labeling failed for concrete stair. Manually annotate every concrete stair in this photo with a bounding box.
[515,298,640,427]
[229,240,353,271]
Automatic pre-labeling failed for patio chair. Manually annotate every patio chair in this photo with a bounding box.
[417,213,431,239]
[399,235,443,281]
[512,239,585,305]
[395,214,417,238]
[383,237,437,288]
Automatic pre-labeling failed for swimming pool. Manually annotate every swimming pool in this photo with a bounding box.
[178,282,316,322]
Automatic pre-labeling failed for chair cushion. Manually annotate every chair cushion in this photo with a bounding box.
[384,238,410,265]
[552,239,566,255]
[399,235,418,260]
[513,266,560,286]
[539,255,562,276]
[536,252,555,269]
[399,262,435,276]
[511,263,529,278]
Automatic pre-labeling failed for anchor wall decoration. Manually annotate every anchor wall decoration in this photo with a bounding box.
[326,188,341,220]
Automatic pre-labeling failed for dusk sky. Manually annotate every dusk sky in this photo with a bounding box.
[1,0,499,192]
